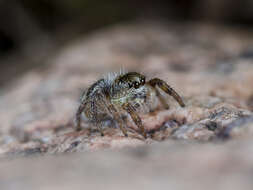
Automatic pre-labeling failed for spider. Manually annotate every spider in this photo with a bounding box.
[75,72,185,138]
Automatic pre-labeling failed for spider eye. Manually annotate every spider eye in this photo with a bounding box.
[134,81,140,89]
[140,79,145,84]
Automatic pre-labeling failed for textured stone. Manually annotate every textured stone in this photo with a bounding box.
[0,21,253,189]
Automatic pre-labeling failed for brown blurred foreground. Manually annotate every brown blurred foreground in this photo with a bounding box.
[0,21,253,189]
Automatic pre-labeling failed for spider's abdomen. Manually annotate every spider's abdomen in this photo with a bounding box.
[81,79,111,121]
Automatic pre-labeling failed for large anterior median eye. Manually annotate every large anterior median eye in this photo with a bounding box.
[134,81,140,89]
[140,78,145,84]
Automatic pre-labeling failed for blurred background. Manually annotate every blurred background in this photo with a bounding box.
[1,2,253,189]
[1,0,253,86]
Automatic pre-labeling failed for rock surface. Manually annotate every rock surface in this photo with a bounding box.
[1,141,253,190]
[0,22,253,189]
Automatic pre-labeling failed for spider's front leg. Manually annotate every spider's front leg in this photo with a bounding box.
[148,78,185,107]
[122,103,147,138]
[106,103,128,137]
[97,94,128,137]
[153,87,170,109]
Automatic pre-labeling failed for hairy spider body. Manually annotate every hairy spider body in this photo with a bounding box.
[76,72,185,138]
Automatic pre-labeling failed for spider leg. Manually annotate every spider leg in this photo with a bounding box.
[153,87,170,109]
[96,122,104,136]
[122,103,147,138]
[107,104,128,137]
[148,78,185,107]
[75,102,86,131]
[90,101,105,136]
[97,94,128,137]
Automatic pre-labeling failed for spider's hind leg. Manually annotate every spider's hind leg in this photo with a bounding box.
[148,78,185,107]
[90,101,105,136]
[75,102,87,131]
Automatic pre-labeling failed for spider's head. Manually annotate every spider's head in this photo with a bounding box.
[118,72,146,89]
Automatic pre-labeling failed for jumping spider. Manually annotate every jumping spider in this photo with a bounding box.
[76,72,185,138]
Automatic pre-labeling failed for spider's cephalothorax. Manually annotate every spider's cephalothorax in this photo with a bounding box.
[76,72,185,138]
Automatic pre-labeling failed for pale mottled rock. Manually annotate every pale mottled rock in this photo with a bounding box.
[0,22,253,156]
[0,22,253,189]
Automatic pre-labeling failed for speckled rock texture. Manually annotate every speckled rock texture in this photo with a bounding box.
[0,22,253,189]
